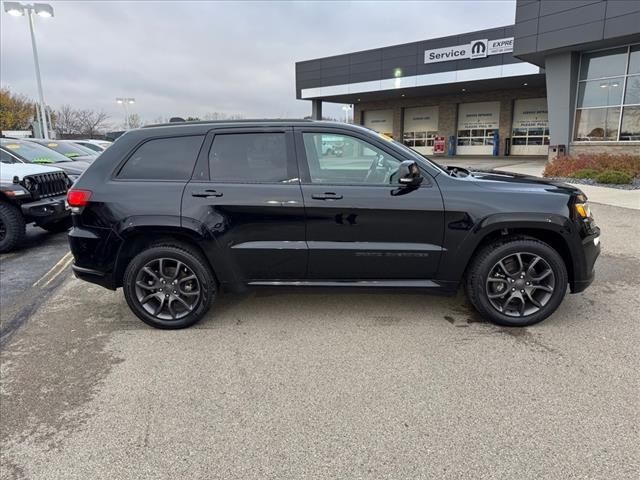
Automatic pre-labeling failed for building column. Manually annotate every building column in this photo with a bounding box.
[544,52,580,153]
[311,99,323,120]
[498,97,514,156]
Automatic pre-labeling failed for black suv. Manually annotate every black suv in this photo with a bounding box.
[67,121,600,329]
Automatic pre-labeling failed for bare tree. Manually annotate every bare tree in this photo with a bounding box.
[76,109,110,138]
[125,113,141,129]
[203,112,244,121]
[54,104,82,136]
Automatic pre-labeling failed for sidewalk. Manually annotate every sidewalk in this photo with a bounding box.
[501,161,640,210]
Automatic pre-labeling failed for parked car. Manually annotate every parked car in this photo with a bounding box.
[0,160,72,252]
[26,139,97,163]
[71,139,112,153]
[67,120,600,329]
[1,138,89,181]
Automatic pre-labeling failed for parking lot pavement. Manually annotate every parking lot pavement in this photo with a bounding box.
[1,203,639,480]
[0,226,71,344]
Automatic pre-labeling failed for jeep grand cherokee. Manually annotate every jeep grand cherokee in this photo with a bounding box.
[67,121,600,329]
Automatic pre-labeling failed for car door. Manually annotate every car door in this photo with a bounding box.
[182,127,307,283]
[295,127,445,280]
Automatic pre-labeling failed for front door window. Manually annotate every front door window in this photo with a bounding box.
[301,132,401,185]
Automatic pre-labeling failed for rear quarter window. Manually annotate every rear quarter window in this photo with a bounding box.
[117,135,204,180]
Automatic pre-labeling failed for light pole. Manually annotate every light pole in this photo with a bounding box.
[342,105,352,123]
[116,97,135,129]
[4,2,55,139]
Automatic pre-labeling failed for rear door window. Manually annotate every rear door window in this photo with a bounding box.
[118,135,204,180]
[208,133,295,183]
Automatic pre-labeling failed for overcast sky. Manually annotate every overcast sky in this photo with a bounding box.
[1,0,516,128]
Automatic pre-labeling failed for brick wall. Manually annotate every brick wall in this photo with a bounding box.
[353,86,546,155]
[568,143,640,156]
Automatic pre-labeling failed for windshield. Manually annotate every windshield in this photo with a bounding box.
[348,124,447,174]
[1,140,72,164]
[33,141,93,158]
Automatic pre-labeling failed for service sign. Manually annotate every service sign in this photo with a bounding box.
[424,37,513,64]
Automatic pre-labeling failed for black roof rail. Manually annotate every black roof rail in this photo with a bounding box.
[142,118,316,128]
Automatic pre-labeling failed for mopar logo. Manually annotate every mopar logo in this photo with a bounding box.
[470,40,488,58]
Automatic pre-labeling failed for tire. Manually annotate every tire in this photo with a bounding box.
[465,238,568,327]
[0,203,26,253]
[40,217,72,233]
[122,243,216,329]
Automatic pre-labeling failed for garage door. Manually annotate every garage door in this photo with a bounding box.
[457,101,500,155]
[511,98,549,156]
[363,110,394,138]
[403,106,439,155]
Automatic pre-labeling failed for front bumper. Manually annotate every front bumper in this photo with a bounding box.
[570,229,600,293]
[20,194,70,225]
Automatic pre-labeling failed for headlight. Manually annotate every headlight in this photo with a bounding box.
[0,185,30,197]
[575,202,591,219]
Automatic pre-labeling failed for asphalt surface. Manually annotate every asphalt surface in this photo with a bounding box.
[1,203,639,480]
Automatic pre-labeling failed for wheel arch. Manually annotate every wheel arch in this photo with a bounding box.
[440,213,577,288]
[113,225,219,289]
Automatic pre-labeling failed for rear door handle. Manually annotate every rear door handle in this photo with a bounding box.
[311,192,343,200]
[192,189,223,198]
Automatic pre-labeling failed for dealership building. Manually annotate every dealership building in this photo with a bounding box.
[296,0,640,158]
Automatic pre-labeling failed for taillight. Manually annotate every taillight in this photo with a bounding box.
[67,189,92,208]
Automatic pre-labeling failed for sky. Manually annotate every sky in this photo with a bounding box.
[1,0,517,129]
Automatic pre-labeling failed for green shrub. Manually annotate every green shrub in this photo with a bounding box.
[570,169,600,179]
[594,170,633,184]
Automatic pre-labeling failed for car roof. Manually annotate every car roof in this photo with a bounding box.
[136,119,370,138]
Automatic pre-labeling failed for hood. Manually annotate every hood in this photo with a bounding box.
[70,155,95,163]
[460,168,583,196]
[0,163,65,183]
[55,161,90,176]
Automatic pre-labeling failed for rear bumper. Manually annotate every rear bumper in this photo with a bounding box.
[71,263,116,290]
[20,195,70,225]
[68,222,120,290]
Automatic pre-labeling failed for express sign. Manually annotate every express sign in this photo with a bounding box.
[424,37,514,64]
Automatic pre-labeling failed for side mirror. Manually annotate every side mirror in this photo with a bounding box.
[397,160,423,187]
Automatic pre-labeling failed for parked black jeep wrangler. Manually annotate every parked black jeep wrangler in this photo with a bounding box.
[67,121,600,329]
[0,162,72,253]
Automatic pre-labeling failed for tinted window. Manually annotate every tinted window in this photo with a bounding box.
[118,135,204,180]
[302,132,401,185]
[1,149,18,164]
[208,133,293,183]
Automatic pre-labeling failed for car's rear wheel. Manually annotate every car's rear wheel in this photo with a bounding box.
[123,243,216,329]
[0,203,26,253]
[465,238,568,327]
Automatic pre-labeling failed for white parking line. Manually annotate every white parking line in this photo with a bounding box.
[32,252,73,288]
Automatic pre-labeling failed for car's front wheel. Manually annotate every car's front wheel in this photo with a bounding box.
[0,203,26,253]
[465,238,568,327]
[123,243,216,329]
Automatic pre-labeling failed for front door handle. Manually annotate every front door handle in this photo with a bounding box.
[192,189,223,198]
[311,192,343,200]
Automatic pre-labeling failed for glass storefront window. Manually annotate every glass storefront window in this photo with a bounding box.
[579,47,628,80]
[624,75,640,105]
[629,45,640,75]
[575,44,640,142]
[574,107,620,141]
[620,106,640,141]
[577,78,624,108]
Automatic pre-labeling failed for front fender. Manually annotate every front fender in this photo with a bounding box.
[437,212,575,283]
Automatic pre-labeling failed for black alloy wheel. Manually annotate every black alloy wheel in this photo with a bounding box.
[134,258,202,321]
[465,238,568,327]
[123,244,216,329]
[485,252,555,317]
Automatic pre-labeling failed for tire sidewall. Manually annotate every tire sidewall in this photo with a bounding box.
[471,240,568,327]
[123,246,215,329]
[0,203,26,253]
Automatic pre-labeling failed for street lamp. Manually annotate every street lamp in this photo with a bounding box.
[115,97,135,128]
[342,105,352,123]
[3,2,55,139]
